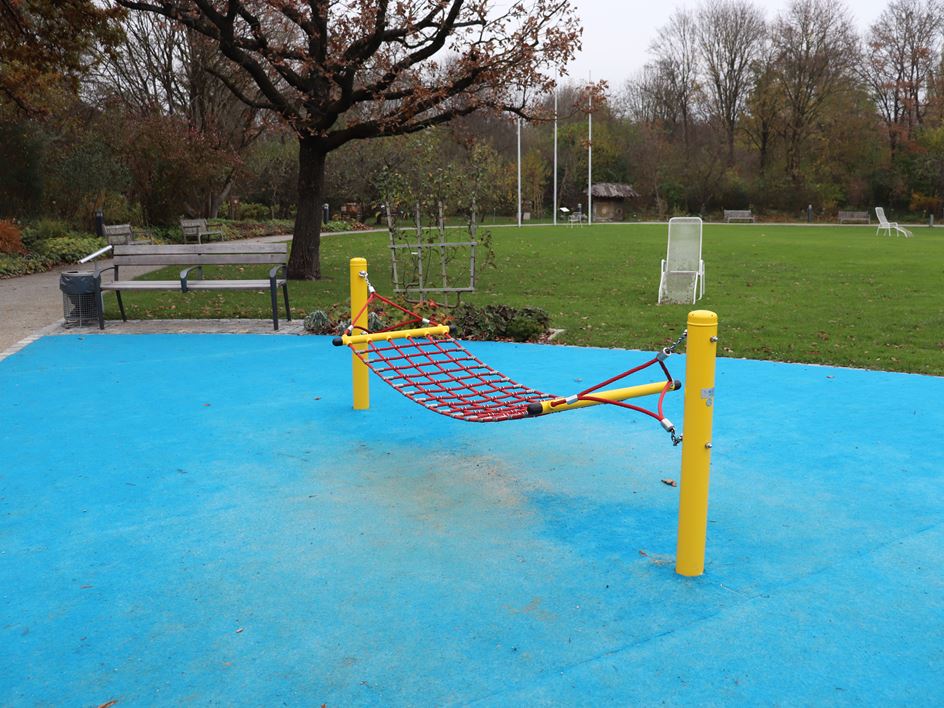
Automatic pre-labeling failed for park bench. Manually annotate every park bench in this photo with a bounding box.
[180,218,223,244]
[94,242,291,330]
[723,209,755,223]
[838,210,870,224]
[103,223,150,246]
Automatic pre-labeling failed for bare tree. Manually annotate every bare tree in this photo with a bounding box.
[741,36,780,176]
[649,8,702,149]
[620,64,685,128]
[860,0,943,157]
[113,1,581,280]
[93,14,266,216]
[696,0,766,166]
[94,14,185,114]
[769,0,859,184]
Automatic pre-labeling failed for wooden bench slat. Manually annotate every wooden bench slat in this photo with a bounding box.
[113,254,287,266]
[113,244,287,255]
[102,279,287,290]
[184,280,286,289]
[101,280,180,290]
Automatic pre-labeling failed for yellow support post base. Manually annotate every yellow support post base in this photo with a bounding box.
[675,310,718,577]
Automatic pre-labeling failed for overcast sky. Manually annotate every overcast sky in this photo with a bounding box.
[562,0,893,89]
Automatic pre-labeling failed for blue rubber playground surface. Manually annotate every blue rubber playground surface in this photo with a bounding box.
[1,333,942,705]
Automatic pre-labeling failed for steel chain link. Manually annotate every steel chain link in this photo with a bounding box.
[664,328,687,446]
[665,328,687,355]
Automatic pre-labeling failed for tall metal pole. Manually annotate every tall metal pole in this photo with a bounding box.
[587,76,593,226]
[553,88,558,226]
[517,116,522,228]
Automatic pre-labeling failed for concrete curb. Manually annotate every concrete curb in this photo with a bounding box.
[0,320,66,362]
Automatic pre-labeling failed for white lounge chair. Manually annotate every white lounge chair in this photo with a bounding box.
[874,207,912,238]
[658,217,706,305]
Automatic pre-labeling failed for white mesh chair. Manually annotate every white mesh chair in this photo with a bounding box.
[658,217,706,305]
[874,207,912,237]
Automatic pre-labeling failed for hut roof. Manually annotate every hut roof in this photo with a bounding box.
[587,183,639,199]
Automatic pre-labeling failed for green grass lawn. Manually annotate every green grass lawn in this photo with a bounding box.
[103,223,944,375]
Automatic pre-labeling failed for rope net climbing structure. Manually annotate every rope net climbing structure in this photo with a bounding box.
[335,279,682,432]
[355,333,551,422]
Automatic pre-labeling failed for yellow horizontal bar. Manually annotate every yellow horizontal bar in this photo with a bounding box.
[529,380,678,416]
[340,324,450,346]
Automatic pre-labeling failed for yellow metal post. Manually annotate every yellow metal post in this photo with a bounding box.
[349,257,369,410]
[676,310,718,577]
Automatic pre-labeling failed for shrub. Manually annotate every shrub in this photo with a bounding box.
[35,235,107,264]
[323,219,369,232]
[0,220,26,255]
[505,307,551,342]
[237,202,271,220]
[143,225,179,244]
[121,114,239,226]
[450,303,549,342]
[909,192,942,215]
[305,308,387,335]
[21,218,71,251]
[0,254,50,278]
[367,311,385,331]
[96,192,142,228]
[303,310,333,334]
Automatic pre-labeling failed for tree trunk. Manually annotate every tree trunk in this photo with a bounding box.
[758,120,770,176]
[209,171,235,219]
[288,135,327,280]
[786,121,803,186]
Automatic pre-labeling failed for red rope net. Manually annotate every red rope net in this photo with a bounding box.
[339,287,677,426]
[355,334,552,422]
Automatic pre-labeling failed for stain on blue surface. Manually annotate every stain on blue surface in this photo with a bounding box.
[1,334,942,704]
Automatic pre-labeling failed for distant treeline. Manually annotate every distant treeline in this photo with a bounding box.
[1,0,942,230]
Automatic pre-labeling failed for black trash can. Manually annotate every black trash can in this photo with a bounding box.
[60,271,100,327]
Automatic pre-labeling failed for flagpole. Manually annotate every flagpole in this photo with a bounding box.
[587,74,593,226]
[517,115,522,228]
[553,87,558,226]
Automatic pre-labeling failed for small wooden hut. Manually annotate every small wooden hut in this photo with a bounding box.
[586,183,639,222]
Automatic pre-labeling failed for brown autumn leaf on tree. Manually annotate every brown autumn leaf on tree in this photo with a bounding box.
[113,1,583,280]
[0,0,123,113]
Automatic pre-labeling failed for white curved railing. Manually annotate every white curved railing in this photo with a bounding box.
[78,244,113,264]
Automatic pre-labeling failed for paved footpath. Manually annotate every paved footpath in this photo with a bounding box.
[0,234,299,359]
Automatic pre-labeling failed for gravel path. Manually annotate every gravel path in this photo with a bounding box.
[0,234,297,357]
[0,261,166,353]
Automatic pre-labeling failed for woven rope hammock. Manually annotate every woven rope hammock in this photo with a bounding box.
[333,276,683,440]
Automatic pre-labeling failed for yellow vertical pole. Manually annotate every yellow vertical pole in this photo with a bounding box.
[349,257,369,410]
[676,310,718,577]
